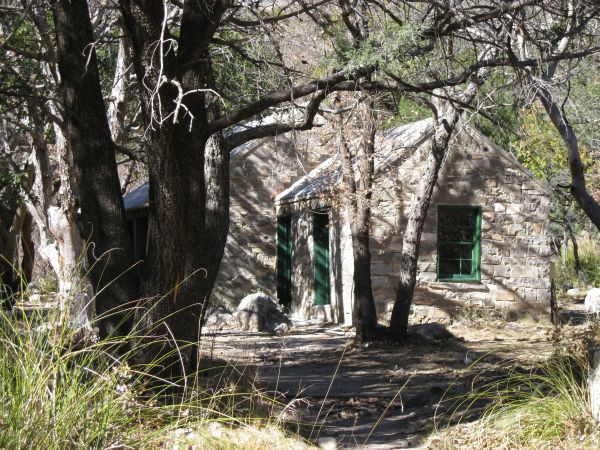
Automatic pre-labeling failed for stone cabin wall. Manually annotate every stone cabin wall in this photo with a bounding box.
[280,126,553,324]
[357,126,552,323]
[211,134,330,309]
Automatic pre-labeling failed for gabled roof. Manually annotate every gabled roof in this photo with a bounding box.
[275,118,433,204]
[275,118,551,205]
[125,116,550,212]
[463,126,551,193]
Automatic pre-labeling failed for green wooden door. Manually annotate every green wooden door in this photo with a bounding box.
[313,211,331,305]
[276,216,292,307]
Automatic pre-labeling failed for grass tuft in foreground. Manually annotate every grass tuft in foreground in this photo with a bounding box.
[0,308,311,449]
[436,325,600,449]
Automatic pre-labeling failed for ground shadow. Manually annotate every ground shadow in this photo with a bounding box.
[205,320,552,448]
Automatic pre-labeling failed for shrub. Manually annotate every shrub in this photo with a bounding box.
[555,235,600,291]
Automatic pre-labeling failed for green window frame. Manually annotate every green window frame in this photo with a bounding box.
[276,216,292,307]
[437,205,481,282]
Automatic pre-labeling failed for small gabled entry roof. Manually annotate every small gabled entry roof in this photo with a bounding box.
[275,118,433,204]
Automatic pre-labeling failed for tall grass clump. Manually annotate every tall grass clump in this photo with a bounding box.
[556,234,600,290]
[439,327,599,449]
[0,311,142,448]
[0,305,305,449]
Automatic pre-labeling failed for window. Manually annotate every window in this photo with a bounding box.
[437,205,481,282]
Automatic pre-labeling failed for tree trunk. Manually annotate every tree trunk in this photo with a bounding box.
[119,0,231,373]
[351,215,377,343]
[53,0,139,337]
[523,10,600,233]
[388,53,496,341]
[19,209,34,286]
[335,95,377,343]
[24,98,94,328]
[388,112,458,341]
[0,202,28,303]
[566,222,588,285]
[537,88,600,231]
[107,34,132,146]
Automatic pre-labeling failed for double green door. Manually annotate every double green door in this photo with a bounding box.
[277,212,331,307]
[313,211,330,306]
[277,216,292,307]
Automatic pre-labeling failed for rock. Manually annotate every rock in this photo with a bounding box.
[273,322,290,335]
[316,436,337,450]
[204,306,234,328]
[206,421,225,438]
[589,349,600,422]
[236,292,292,332]
[567,288,588,300]
[585,288,600,314]
[408,322,454,342]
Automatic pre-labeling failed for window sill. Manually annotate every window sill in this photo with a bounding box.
[427,281,488,291]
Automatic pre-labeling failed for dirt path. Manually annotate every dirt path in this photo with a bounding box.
[202,320,555,449]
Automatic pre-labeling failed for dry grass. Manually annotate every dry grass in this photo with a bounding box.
[432,324,600,449]
[0,307,314,449]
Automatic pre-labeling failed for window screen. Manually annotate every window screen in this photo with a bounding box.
[437,205,481,281]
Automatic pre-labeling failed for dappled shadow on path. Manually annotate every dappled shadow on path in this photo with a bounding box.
[205,321,552,448]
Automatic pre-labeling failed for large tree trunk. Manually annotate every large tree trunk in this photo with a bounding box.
[335,95,378,343]
[388,54,496,341]
[351,214,377,342]
[120,0,231,373]
[53,0,139,338]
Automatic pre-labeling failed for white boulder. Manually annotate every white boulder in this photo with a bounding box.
[236,292,292,332]
[585,288,600,314]
[567,288,588,300]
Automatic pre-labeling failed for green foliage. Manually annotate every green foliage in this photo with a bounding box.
[382,96,430,129]
[512,108,597,184]
[472,73,521,150]
[555,234,600,290]
[212,30,282,113]
[348,23,422,74]
[324,20,426,76]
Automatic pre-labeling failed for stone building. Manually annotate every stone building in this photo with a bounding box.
[275,118,553,325]
[124,118,554,325]
[123,126,330,308]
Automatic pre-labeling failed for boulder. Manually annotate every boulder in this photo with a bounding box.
[236,292,292,332]
[204,307,234,328]
[408,322,454,343]
[567,288,588,301]
[585,288,600,314]
[316,436,337,450]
